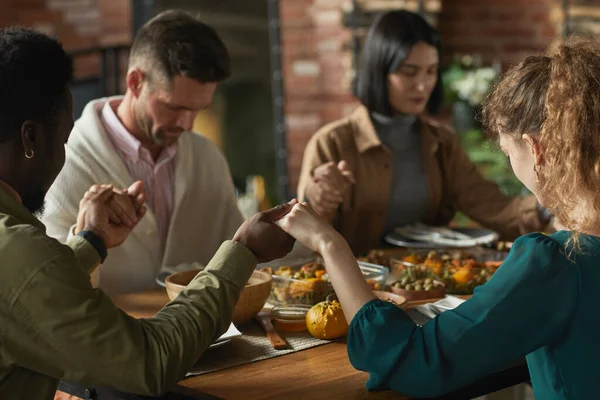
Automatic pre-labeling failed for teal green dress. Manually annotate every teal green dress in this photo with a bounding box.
[348,232,597,399]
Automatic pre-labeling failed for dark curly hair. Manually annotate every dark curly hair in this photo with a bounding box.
[0,27,73,143]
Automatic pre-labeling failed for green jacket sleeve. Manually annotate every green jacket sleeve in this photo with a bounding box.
[2,239,256,396]
[347,233,578,398]
[66,234,101,275]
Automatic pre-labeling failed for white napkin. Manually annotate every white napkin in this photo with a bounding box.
[214,323,242,343]
[412,296,466,320]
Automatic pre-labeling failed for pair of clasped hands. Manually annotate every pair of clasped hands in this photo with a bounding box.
[305,160,355,221]
[74,181,345,263]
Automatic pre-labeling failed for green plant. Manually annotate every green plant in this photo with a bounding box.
[461,129,525,197]
[442,56,498,107]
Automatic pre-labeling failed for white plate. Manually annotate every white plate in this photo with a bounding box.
[385,226,499,248]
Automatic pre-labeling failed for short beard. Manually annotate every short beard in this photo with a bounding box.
[133,94,155,145]
[22,192,46,218]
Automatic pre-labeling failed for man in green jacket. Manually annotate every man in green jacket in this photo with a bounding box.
[0,27,295,399]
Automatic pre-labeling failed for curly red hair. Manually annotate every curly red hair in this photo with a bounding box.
[483,37,600,239]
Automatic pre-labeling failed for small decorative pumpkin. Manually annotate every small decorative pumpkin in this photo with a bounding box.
[306,300,348,340]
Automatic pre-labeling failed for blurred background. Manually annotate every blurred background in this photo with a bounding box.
[0,0,598,211]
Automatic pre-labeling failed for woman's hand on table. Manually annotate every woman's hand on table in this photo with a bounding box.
[233,200,297,263]
[306,161,355,220]
[275,202,375,322]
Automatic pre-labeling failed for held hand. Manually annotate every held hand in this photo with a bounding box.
[106,181,147,226]
[75,184,144,249]
[274,202,344,255]
[313,160,356,189]
[233,200,298,263]
[306,161,355,219]
[126,180,146,216]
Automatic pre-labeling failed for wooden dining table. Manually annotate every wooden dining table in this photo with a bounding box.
[73,289,529,400]
[109,289,403,399]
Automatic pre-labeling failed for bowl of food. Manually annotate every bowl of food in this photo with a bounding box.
[165,269,272,325]
[390,249,504,295]
[259,259,389,306]
[390,278,446,301]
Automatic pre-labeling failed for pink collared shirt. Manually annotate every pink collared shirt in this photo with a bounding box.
[100,99,177,251]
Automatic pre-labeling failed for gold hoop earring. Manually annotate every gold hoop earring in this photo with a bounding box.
[534,165,540,183]
[25,149,34,159]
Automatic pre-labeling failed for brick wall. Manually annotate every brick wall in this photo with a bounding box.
[280,0,563,193]
[438,0,562,68]
[0,0,132,79]
[281,0,358,191]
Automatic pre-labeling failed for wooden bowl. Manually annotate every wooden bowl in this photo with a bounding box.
[165,269,273,325]
[390,281,446,302]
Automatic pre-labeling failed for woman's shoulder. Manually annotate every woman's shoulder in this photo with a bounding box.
[311,112,359,144]
[513,232,560,250]
[503,233,569,277]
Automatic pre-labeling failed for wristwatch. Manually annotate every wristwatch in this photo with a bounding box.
[77,230,107,263]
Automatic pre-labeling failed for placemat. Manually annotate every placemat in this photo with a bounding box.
[185,322,331,377]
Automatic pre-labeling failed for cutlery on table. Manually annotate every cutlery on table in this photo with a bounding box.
[255,309,289,350]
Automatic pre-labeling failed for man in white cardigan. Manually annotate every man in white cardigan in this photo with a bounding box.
[42,11,244,295]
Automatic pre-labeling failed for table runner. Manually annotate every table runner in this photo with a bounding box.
[186,322,332,377]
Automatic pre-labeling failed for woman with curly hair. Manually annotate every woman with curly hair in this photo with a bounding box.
[276,37,600,399]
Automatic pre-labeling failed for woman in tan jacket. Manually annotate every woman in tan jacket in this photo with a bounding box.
[297,10,549,255]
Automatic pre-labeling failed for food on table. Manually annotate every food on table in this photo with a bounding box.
[392,277,444,292]
[306,300,348,340]
[452,267,475,284]
[271,305,310,332]
[391,250,502,294]
[358,249,391,268]
[391,264,445,291]
[261,264,332,305]
[262,261,386,306]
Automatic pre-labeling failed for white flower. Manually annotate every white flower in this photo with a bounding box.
[450,67,498,107]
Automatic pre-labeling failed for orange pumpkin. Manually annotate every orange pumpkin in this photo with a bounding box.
[306,300,348,340]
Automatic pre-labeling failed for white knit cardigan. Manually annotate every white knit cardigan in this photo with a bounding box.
[42,97,244,294]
